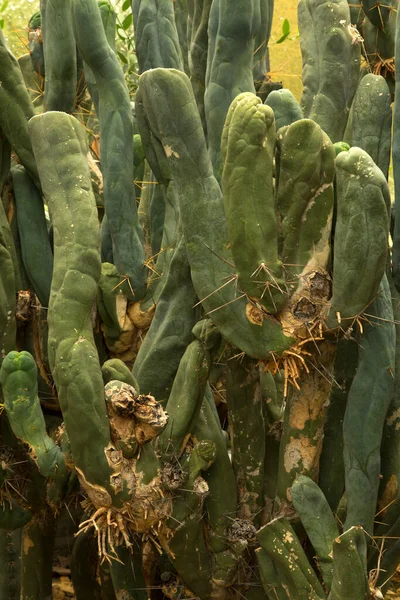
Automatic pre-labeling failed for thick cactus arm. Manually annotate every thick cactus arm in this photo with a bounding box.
[11,165,53,308]
[328,526,369,600]
[345,73,392,179]
[0,30,37,180]
[72,0,147,300]
[343,274,395,534]
[292,475,339,590]
[221,93,283,312]
[0,351,64,480]
[327,147,390,328]
[138,67,295,359]
[265,89,303,131]
[298,0,361,142]
[28,111,113,494]
[40,0,77,112]
[276,118,335,285]
[204,0,261,174]
[132,0,184,72]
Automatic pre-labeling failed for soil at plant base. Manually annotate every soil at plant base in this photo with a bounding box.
[52,577,75,600]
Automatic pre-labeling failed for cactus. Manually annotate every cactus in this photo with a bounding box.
[1,0,400,598]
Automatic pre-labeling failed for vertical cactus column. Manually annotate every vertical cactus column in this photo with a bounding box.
[298,0,361,142]
[40,0,77,112]
[28,111,114,494]
[205,0,261,174]
[72,0,147,300]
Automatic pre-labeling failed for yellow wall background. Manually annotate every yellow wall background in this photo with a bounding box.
[269,1,303,101]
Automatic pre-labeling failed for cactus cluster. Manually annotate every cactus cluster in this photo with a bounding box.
[0,0,400,598]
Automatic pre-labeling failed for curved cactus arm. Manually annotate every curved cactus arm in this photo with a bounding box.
[28,111,113,495]
[137,67,295,359]
[318,338,358,512]
[226,354,265,528]
[298,0,361,142]
[221,93,283,312]
[0,30,37,181]
[256,518,325,599]
[392,6,400,289]
[327,147,390,329]
[0,129,10,193]
[292,475,339,591]
[328,526,369,600]
[132,0,184,73]
[265,88,303,131]
[204,0,261,175]
[0,351,65,481]
[345,74,392,179]
[72,0,147,301]
[343,273,395,535]
[11,165,53,308]
[40,0,77,112]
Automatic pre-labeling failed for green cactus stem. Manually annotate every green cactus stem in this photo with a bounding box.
[292,475,339,590]
[257,518,325,599]
[328,526,369,600]
[40,0,77,112]
[11,165,53,308]
[343,274,395,535]
[132,0,184,73]
[0,29,37,180]
[344,73,392,179]
[298,0,361,142]
[327,147,390,329]
[28,111,114,494]
[72,0,147,300]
